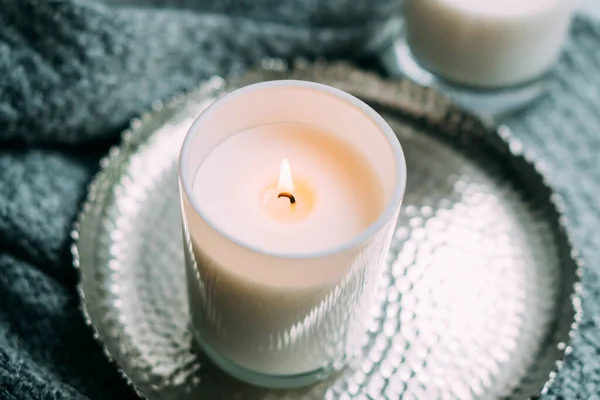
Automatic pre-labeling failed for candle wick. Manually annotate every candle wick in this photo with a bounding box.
[278,192,296,204]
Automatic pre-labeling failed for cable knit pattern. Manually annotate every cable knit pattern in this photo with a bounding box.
[0,0,398,144]
[0,0,598,398]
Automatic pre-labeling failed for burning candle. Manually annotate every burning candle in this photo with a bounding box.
[192,123,385,254]
[179,81,406,388]
[404,0,575,88]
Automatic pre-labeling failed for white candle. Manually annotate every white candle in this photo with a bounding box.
[405,0,575,88]
[192,122,385,253]
[179,81,406,386]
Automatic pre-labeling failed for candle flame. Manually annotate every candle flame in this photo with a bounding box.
[278,158,294,193]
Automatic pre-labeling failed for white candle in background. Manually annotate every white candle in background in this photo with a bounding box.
[179,81,406,385]
[405,0,576,88]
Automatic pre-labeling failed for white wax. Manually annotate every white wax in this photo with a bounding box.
[187,122,389,375]
[405,0,575,87]
[192,122,385,254]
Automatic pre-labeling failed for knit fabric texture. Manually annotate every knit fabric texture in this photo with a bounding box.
[0,0,598,398]
[498,18,600,400]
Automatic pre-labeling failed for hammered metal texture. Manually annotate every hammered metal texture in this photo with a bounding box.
[74,62,580,400]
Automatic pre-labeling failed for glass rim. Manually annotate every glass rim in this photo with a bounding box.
[179,79,407,260]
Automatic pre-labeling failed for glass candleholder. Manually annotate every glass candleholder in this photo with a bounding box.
[179,81,406,388]
[382,0,576,117]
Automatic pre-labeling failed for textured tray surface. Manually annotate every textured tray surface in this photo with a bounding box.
[73,62,581,400]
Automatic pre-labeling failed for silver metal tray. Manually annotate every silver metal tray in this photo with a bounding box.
[72,61,582,400]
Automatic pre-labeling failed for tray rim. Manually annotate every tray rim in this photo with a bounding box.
[70,59,584,400]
